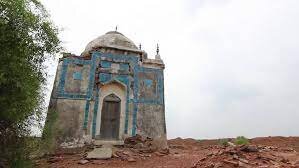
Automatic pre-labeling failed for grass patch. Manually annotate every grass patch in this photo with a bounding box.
[234,136,249,145]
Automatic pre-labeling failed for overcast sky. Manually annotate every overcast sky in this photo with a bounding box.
[41,0,299,139]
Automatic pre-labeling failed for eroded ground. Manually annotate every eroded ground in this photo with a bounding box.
[36,136,299,168]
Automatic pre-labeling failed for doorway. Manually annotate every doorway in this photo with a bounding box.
[100,94,121,140]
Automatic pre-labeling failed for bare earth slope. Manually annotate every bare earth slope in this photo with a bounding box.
[36,136,299,168]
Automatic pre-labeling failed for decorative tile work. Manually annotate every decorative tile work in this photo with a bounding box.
[57,51,164,137]
[91,52,140,136]
[57,57,92,98]
[115,75,129,85]
[83,100,90,128]
[91,87,99,138]
[100,60,111,68]
[120,63,129,71]
[144,79,153,87]
[99,73,112,83]
[83,54,98,128]
[73,71,82,80]
[136,67,164,105]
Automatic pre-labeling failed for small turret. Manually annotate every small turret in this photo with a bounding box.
[155,43,161,60]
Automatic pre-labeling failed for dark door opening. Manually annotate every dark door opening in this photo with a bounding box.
[100,94,121,140]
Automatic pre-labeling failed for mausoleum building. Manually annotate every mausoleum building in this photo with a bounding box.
[46,31,167,149]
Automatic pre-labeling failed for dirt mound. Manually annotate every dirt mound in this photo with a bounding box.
[168,137,202,150]
[192,144,299,168]
[250,136,299,152]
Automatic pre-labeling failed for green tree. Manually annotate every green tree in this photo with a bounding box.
[0,0,60,166]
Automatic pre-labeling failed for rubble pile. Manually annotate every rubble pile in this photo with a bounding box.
[124,134,154,151]
[110,134,169,162]
[193,144,299,168]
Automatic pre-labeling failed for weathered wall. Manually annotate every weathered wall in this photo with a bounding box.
[55,99,85,141]
[46,56,94,148]
[136,104,166,138]
[87,100,94,137]
[136,104,167,149]
[94,52,139,137]
[127,102,134,137]
[51,60,63,98]
[138,72,158,100]
[135,68,167,149]
[46,49,166,149]
[64,64,90,94]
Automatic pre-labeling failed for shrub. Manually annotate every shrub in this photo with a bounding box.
[218,138,229,146]
[0,0,60,166]
[234,136,249,145]
[40,109,58,154]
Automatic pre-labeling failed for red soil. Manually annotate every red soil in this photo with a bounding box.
[36,136,299,168]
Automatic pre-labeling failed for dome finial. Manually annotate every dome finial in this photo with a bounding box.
[156,43,159,55]
[139,43,142,50]
[115,25,118,32]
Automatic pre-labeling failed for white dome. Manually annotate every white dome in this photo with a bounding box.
[82,31,138,55]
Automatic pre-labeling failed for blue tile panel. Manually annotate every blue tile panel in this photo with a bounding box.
[99,73,112,83]
[83,100,90,128]
[92,87,99,138]
[144,79,153,87]
[120,63,129,71]
[100,60,111,68]
[73,71,82,80]
[56,52,164,138]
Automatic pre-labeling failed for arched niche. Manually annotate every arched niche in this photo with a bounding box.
[95,80,126,140]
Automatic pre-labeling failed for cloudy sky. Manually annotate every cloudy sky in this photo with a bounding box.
[41,0,299,139]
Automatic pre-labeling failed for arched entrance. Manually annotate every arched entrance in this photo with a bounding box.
[100,94,121,140]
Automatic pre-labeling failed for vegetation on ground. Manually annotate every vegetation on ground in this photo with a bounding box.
[0,0,60,167]
[234,136,249,145]
[218,138,229,146]
[40,109,59,154]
